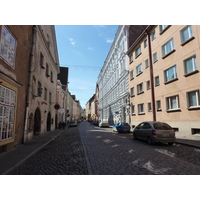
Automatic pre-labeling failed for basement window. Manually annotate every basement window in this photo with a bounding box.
[192,129,200,135]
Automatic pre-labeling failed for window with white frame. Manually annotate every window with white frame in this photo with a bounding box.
[137,83,143,94]
[156,100,161,110]
[136,63,142,75]
[146,80,150,90]
[130,70,134,80]
[135,46,141,57]
[153,52,158,62]
[180,25,193,44]
[0,26,16,67]
[187,90,200,108]
[155,76,160,86]
[129,54,133,63]
[138,103,144,114]
[148,102,152,112]
[144,39,148,48]
[166,95,179,110]
[162,38,174,57]
[151,30,156,40]
[164,65,177,82]
[160,25,169,32]
[130,87,134,97]
[131,104,135,115]
[145,59,149,68]
[0,85,16,141]
[184,55,197,75]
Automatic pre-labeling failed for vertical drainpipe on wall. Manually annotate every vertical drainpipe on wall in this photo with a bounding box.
[146,29,156,122]
[23,25,37,143]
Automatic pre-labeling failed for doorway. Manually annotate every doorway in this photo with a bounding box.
[47,112,51,131]
[34,108,41,135]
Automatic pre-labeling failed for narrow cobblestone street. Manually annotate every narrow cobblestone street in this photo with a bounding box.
[11,121,200,175]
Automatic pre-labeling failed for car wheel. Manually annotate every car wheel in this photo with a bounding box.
[147,136,152,145]
[168,142,174,146]
[133,132,138,140]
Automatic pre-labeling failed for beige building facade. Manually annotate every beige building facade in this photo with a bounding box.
[127,25,200,137]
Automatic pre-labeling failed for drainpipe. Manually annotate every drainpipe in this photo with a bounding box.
[23,25,37,143]
[146,30,156,121]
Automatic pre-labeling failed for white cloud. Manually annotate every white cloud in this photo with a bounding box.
[68,38,76,46]
[106,38,113,43]
[88,47,94,51]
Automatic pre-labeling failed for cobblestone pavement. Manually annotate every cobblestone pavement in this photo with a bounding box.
[12,126,88,175]
[80,122,200,175]
[11,121,200,175]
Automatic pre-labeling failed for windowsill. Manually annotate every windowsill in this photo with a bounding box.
[137,91,144,95]
[164,78,178,85]
[136,71,143,77]
[41,66,45,69]
[155,84,160,87]
[157,109,162,112]
[129,60,133,64]
[138,112,145,115]
[130,77,134,81]
[132,113,136,116]
[181,36,195,46]
[167,108,181,113]
[184,70,199,77]
[188,106,200,110]
[131,95,135,98]
[162,49,176,59]
[159,26,171,35]
[153,60,158,64]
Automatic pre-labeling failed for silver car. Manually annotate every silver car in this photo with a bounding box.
[133,121,176,145]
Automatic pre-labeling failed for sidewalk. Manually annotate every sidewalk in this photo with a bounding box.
[1,127,200,175]
[0,128,65,175]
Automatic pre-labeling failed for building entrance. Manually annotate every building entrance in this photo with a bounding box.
[34,108,41,135]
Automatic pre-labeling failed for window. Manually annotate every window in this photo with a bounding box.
[130,70,134,80]
[155,76,160,86]
[164,65,177,83]
[130,87,134,97]
[131,105,135,115]
[144,39,148,48]
[145,59,149,68]
[146,80,150,90]
[153,52,158,62]
[40,52,44,68]
[187,90,200,108]
[0,85,16,141]
[180,25,193,44]
[49,92,51,103]
[156,100,161,111]
[135,46,141,57]
[136,63,142,75]
[37,81,42,97]
[184,55,198,75]
[162,38,174,57]
[129,54,133,63]
[137,83,143,94]
[138,103,144,114]
[166,95,179,111]
[51,71,54,82]
[160,25,169,32]
[148,102,152,112]
[44,88,47,100]
[46,63,50,77]
[152,30,156,40]
[0,26,16,67]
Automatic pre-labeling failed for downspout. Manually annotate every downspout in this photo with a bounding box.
[146,30,156,121]
[23,25,37,143]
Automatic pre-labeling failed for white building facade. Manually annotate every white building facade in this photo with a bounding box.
[97,26,130,124]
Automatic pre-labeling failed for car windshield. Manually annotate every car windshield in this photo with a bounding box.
[121,123,129,126]
[153,122,172,130]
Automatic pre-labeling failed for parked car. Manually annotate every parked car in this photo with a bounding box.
[113,122,131,133]
[99,121,109,128]
[133,121,175,145]
[69,120,78,127]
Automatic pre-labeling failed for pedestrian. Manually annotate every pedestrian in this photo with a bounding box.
[62,122,66,129]
[59,122,62,129]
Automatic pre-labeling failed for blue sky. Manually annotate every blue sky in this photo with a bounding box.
[55,25,119,108]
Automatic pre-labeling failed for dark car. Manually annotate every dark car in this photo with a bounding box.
[133,121,175,145]
[113,122,131,133]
